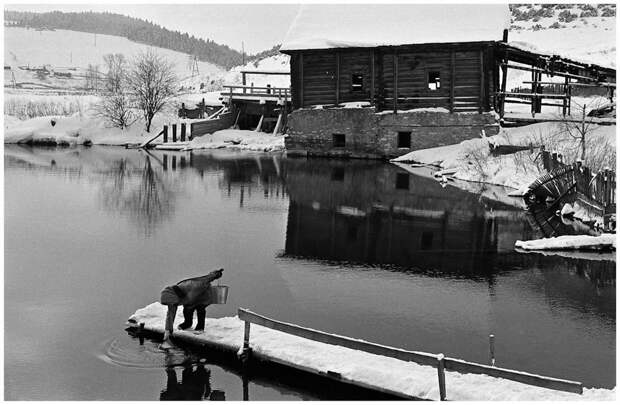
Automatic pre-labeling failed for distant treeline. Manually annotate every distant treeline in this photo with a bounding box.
[4,10,281,69]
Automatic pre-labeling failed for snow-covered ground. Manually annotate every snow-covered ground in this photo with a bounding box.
[188,129,284,152]
[4,27,225,89]
[515,234,616,251]
[129,302,614,401]
[392,120,616,190]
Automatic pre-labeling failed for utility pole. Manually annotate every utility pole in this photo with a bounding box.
[94,33,97,47]
[242,41,245,65]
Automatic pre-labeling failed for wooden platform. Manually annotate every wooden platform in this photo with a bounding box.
[127,304,593,401]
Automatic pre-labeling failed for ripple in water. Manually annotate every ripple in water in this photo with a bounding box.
[99,336,200,369]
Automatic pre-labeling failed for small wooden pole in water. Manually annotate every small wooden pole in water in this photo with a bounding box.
[138,322,145,346]
[180,123,186,142]
[437,353,447,401]
[489,334,496,366]
[172,124,177,142]
[242,320,252,366]
[163,125,168,143]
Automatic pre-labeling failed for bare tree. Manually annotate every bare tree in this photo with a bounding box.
[96,53,135,129]
[127,50,177,133]
[85,64,100,91]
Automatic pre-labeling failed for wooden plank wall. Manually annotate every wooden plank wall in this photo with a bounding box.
[288,44,495,112]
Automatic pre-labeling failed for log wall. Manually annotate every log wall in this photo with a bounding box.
[287,43,496,112]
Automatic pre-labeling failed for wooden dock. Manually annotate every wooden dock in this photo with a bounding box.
[127,304,595,401]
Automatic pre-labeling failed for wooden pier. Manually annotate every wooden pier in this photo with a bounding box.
[128,304,590,401]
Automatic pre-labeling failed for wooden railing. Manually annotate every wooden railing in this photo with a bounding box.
[238,308,583,400]
[223,85,291,99]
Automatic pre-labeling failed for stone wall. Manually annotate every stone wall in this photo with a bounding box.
[286,108,499,159]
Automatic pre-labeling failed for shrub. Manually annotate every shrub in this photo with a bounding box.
[549,22,562,29]
[558,10,578,22]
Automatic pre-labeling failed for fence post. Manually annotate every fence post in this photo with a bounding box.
[180,123,186,142]
[489,334,496,366]
[437,353,447,401]
[172,124,177,142]
[242,320,252,366]
[163,125,168,143]
[138,322,145,346]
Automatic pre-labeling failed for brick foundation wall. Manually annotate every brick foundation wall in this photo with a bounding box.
[286,108,499,159]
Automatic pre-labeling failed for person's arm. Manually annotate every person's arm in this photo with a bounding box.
[164,304,178,338]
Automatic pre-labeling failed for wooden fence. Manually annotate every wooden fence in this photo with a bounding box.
[238,308,583,401]
[540,147,616,214]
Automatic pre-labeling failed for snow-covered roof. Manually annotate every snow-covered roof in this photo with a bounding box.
[281,4,511,51]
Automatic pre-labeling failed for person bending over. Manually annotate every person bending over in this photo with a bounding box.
[160,269,224,348]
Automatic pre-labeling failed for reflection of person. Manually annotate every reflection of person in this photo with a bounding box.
[160,269,224,348]
[160,364,212,401]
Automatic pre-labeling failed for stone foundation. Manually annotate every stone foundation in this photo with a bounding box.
[285,108,500,159]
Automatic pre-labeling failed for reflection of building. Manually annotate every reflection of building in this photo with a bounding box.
[283,159,533,275]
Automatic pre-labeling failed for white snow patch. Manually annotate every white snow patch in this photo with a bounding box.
[188,129,284,152]
[282,5,510,51]
[128,302,615,401]
[516,234,616,251]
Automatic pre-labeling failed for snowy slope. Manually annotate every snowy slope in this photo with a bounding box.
[4,27,226,85]
[224,54,290,88]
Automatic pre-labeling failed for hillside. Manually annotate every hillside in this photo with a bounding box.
[4,26,225,90]
[4,10,251,69]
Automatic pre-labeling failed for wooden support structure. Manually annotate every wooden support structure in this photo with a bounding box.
[479,49,484,113]
[335,52,340,106]
[499,58,508,118]
[299,53,304,108]
[172,124,177,142]
[180,123,186,142]
[393,52,398,114]
[489,334,496,366]
[437,354,447,401]
[450,50,456,113]
[162,125,168,143]
[370,50,376,106]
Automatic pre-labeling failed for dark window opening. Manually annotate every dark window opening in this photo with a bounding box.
[395,173,410,190]
[331,167,345,181]
[351,74,364,91]
[421,231,434,250]
[398,131,411,148]
[428,71,441,91]
[333,133,346,148]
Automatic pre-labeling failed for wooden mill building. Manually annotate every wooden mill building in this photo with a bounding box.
[280,4,615,159]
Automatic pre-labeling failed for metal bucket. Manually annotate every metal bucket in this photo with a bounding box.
[210,285,229,304]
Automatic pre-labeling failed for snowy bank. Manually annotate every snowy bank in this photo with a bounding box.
[187,129,284,152]
[516,234,616,251]
[128,303,614,401]
[392,121,616,190]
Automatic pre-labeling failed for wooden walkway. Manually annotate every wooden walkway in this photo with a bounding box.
[128,305,588,401]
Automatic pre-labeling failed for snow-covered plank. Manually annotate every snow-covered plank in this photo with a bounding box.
[515,234,616,251]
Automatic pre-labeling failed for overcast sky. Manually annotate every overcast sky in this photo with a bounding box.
[5,3,301,53]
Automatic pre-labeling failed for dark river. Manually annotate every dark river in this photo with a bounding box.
[4,145,615,400]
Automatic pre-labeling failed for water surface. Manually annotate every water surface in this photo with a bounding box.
[4,145,615,399]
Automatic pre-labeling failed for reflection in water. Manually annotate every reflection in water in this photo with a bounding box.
[283,158,534,277]
[99,155,176,236]
[161,364,225,401]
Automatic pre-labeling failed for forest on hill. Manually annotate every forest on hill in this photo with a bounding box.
[4,10,281,69]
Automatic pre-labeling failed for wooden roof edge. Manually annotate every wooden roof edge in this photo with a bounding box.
[499,43,616,76]
[278,40,499,55]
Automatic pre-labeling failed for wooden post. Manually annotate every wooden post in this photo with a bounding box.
[450,50,455,113]
[393,52,398,114]
[531,68,536,117]
[180,123,186,142]
[181,103,186,118]
[241,320,252,367]
[163,154,168,171]
[242,72,247,94]
[437,353,447,401]
[172,155,177,171]
[479,49,484,113]
[172,124,177,142]
[163,125,168,143]
[499,59,508,119]
[201,98,206,118]
[299,53,304,108]
[562,77,569,117]
[370,50,375,106]
[502,29,509,43]
[138,322,145,346]
[335,52,340,106]
[489,334,495,366]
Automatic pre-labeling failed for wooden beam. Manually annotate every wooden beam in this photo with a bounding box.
[299,53,304,108]
[502,62,600,82]
[499,58,508,118]
[479,49,484,113]
[393,52,398,113]
[370,50,375,106]
[238,308,438,366]
[450,50,455,113]
[444,357,583,395]
[335,52,340,106]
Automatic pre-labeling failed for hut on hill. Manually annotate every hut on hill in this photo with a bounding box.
[280,4,615,159]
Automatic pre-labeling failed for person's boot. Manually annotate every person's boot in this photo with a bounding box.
[177,306,194,330]
[194,306,206,332]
